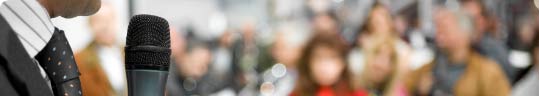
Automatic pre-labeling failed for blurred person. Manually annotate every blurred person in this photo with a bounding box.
[290,34,365,96]
[507,1,538,51]
[237,22,260,72]
[235,21,276,95]
[393,15,409,40]
[354,3,412,89]
[512,25,539,96]
[356,38,406,96]
[166,27,186,95]
[234,22,260,95]
[461,0,516,82]
[362,4,396,41]
[0,0,100,95]
[405,7,510,96]
[168,28,246,96]
[509,14,537,71]
[259,28,306,96]
[209,29,246,94]
[515,16,536,50]
[167,35,216,96]
[74,2,124,96]
[212,30,235,76]
[312,12,339,36]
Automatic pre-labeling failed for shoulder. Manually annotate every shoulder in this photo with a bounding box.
[469,52,511,86]
[469,53,503,74]
[414,62,434,75]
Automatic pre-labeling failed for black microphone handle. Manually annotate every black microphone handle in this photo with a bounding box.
[127,69,169,96]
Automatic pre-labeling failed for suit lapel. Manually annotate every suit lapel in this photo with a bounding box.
[0,13,53,96]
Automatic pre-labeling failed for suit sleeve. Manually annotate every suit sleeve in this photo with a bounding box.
[0,58,20,95]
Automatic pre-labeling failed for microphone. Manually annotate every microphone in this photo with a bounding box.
[125,14,171,96]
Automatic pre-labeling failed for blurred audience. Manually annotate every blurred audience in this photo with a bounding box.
[75,2,126,96]
[71,0,539,95]
[405,7,510,96]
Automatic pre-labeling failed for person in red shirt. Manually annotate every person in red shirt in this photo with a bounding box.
[290,33,368,96]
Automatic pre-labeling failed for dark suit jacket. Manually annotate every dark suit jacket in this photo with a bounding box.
[0,14,54,95]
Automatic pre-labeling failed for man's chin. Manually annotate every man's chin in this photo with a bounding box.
[84,0,102,16]
[60,10,98,18]
[61,3,101,18]
[60,14,77,18]
[84,7,101,16]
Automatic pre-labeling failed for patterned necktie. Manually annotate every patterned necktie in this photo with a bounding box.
[34,28,82,96]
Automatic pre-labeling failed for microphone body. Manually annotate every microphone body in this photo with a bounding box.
[125,14,171,96]
[127,70,168,96]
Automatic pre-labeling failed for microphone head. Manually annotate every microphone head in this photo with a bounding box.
[125,14,171,71]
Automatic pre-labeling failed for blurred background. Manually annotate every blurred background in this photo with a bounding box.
[56,0,539,95]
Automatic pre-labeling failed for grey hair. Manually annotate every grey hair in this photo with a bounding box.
[436,2,476,39]
[454,10,475,38]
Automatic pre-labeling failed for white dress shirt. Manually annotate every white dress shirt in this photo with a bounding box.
[0,0,56,90]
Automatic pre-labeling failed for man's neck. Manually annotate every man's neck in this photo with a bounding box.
[449,48,470,64]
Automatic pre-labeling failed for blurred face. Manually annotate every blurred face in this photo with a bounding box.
[367,47,393,85]
[39,0,101,18]
[219,31,234,47]
[309,46,345,86]
[394,16,407,36]
[435,10,469,52]
[181,47,212,79]
[519,23,535,45]
[313,14,337,35]
[242,23,256,41]
[273,39,301,67]
[463,1,487,34]
[369,7,393,38]
[89,4,116,47]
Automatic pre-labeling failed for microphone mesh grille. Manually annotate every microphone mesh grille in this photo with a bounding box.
[125,14,170,70]
[127,14,170,48]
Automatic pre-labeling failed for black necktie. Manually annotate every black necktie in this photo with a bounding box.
[34,28,82,96]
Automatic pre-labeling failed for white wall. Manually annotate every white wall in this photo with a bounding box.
[52,0,129,52]
[133,0,219,39]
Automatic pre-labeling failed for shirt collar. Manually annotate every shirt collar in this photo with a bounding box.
[0,0,55,56]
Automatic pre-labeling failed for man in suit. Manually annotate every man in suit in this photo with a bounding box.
[0,0,101,95]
